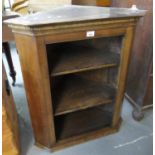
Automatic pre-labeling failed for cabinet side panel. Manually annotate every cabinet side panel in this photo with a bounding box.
[14,34,56,147]
[112,27,135,127]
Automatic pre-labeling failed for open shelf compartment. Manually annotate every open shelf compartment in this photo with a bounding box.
[47,35,122,142]
[46,36,122,77]
[55,105,113,140]
[51,69,118,116]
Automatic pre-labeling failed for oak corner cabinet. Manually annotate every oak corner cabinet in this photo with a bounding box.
[5,5,146,151]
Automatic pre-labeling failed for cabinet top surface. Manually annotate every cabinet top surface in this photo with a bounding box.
[5,5,146,27]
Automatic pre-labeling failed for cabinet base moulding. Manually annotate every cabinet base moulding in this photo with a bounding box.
[35,118,122,151]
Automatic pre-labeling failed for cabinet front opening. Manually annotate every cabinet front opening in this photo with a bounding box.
[46,35,123,141]
[54,104,114,141]
[46,36,123,77]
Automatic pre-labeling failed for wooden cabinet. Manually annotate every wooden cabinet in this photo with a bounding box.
[112,0,153,121]
[5,6,145,151]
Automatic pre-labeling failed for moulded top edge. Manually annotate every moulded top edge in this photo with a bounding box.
[4,5,147,27]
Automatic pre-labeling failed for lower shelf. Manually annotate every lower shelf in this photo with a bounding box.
[36,120,121,151]
[55,107,112,140]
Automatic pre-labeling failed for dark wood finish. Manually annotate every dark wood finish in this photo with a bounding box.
[5,6,144,150]
[47,40,120,77]
[55,107,112,140]
[37,121,121,151]
[112,0,153,120]
[112,27,135,127]
[2,62,20,154]
[14,27,125,150]
[143,62,153,106]
[14,34,56,147]
[53,75,116,116]
[3,42,16,86]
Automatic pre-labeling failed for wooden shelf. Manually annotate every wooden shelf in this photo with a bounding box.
[53,76,116,116]
[55,107,112,140]
[49,46,120,77]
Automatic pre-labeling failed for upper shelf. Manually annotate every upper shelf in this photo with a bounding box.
[48,46,120,77]
[4,5,146,26]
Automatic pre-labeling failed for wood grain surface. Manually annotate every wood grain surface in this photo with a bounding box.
[7,6,144,150]
[52,75,116,116]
